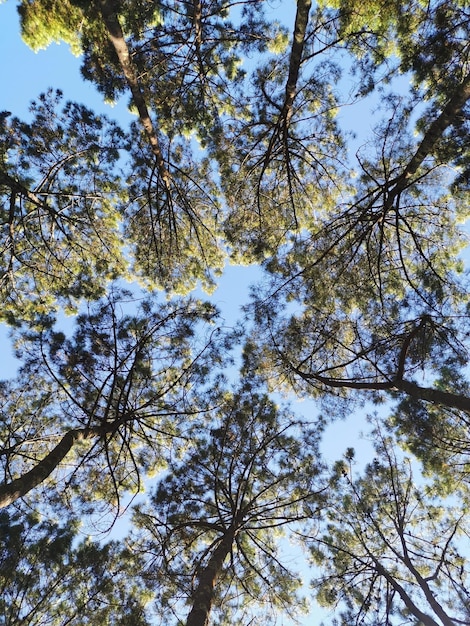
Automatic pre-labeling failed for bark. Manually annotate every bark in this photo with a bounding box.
[395,379,470,414]
[0,426,102,508]
[398,547,458,626]
[192,0,204,71]
[185,530,235,626]
[98,0,171,189]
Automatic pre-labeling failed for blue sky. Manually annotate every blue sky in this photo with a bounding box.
[0,1,127,117]
[0,2,382,623]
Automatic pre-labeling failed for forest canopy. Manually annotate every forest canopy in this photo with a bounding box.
[1,1,470,625]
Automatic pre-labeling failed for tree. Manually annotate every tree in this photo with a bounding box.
[0,508,152,625]
[219,2,346,263]
[17,0,288,292]
[244,1,470,461]
[307,430,470,626]
[132,376,324,626]
[15,1,350,279]
[0,90,126,322]
[1,1,470,623]
[0,288,225,509]
[12,1,470,298]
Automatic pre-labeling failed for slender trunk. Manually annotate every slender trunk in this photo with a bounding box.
[258,0,312,216]
[192,0,204,68]
[283,0,312,123]
[98,0,171,189]
[185,530,234,626]
[386,73,470,205]
[373,559,441,626]
[0,427,101,508]
[398,550,458,626]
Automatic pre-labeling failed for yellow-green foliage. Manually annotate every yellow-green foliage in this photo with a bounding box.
[19,0,83,54]
[267,27,289,55]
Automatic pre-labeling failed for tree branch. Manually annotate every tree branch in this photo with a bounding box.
[294,365,470,413]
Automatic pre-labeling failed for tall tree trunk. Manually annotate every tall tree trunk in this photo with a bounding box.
[185,530,235,626]
[395,379,470,414]
[283,0,312,124]
[258,0,312,217]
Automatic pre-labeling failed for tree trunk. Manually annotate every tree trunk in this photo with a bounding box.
[385,72,470,207]
[98,0,171,188]
[283,0,312,123]
[398,537,460,626]
[0,427,101,508]
[395,379,470,414]
[185,530,235,626]
[373,559,441,626]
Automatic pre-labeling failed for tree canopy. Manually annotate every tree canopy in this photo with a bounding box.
[1,0,470,624]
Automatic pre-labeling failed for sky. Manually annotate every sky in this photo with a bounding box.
[0,0,265,366]
[0,0,377,457]
[0,2,382,624]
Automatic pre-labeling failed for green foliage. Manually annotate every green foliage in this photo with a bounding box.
[0,508,152,625]
[2,1,470,624]
[19,0,83,54]
[0,89,127,322]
